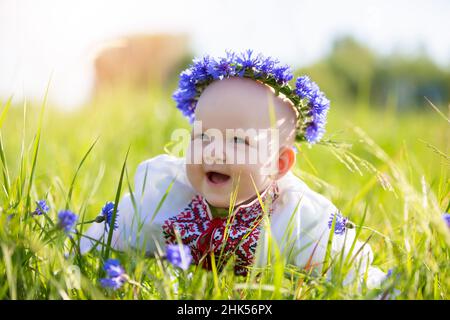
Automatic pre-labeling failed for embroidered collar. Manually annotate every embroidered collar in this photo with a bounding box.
[201,182,279,219]
[162,183,279,275]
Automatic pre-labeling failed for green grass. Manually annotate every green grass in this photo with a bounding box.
[0,85,448,300]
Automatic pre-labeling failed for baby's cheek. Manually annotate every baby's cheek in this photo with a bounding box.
[186,163,203,190]
[230,163,271,189]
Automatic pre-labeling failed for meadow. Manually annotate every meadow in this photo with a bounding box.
[0,84,448,300]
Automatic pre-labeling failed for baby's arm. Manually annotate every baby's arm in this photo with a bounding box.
[80,154,194,255]
[79,174,146,254]
[321,209,388,289]
[279,190,387,290]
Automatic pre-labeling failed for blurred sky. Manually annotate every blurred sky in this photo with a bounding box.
[1,0,450,109]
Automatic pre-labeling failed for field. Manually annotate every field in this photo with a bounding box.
[0,85,448,300]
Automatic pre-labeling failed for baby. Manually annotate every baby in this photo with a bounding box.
[81,50,386,288]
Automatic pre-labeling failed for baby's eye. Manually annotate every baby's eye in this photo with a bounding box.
[200,133,210,142]
[192,133,209,141]
[233,136,248,145]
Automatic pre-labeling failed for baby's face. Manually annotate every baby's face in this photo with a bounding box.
[185,77,297,208]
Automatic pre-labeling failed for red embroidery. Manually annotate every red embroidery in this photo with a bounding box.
[162,184,279,275]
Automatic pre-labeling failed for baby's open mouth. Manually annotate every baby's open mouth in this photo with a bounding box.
[206,171,231,185]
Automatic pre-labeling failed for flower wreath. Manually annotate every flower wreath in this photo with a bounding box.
[172,49,330,144]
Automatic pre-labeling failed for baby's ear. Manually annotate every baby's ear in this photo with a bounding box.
[274,146,296,180]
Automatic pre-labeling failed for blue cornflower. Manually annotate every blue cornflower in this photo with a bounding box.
[191,55,214,83]
[272,64,293,85]
[33,199,49,215]
[309,91,330,116]
[172,89,197,122]
[236,49,261,72]
[182,102,197,124]
[100,259,128,290]
[100,277,126,290]
[207,59,233,80]
[57,210,78,233]
[96,201,119,231]
[328,211,348,235]
[258,56,279,75]
[207,51,237,80]
[166,244,192,271]
[387,269,394,277]
[385,268,400,283]
[173,86,197,101]
[295,76,329,117]
[295,76,330,143]
[179,69,195,88]
[305,114,327,143]
[443,213,450,228]
[104,258,125,278]
[295,76,319,99]
[305,122,320,144]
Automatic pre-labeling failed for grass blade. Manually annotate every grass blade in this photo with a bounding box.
[103,145,130,260]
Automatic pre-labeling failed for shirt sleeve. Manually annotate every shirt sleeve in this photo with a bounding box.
[79,154,195,255]
[270,172,387,289]
[292,194,387,289]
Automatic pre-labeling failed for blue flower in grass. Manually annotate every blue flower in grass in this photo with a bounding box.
[166,244,192,271]
[327,211,348,235]
[387,269,394,277]
[96,201,119,231]
[33,199,49,215]
[100,259,128,290]
[385,268,401,282]
[104,258,125,278]
[442,213,450,228]
[57,210,78,233]
[100,277,126,290]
